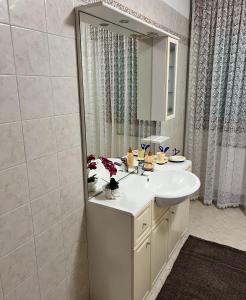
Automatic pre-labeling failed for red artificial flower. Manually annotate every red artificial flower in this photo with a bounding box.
[87,154,96,163]
[100,157,117,177]
[88,162,97,170]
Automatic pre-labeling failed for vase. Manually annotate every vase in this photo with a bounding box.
[104,186,120,199]
[88,178,98,192]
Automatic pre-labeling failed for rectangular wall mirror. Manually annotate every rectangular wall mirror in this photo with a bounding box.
[75,3,179,200]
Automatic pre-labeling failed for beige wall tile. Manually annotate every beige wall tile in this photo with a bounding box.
[58,147,82,186]
[0,24,15,74]
[64,240,88,275]
[4,273,40,300]
[45,0,74,37]
[62,207,86,254]
[31,190,61,235]
[23,118,57,161]
[27,154,59,200]
[18,76,53,120]
[12,27,49,76]
[9,0,46,31]
[55,114,81,151]
[66,266,89,300]
[38,252,66,299]
[43,279,68,300]
[0,76,20,123]
[48,34,77,76]
[0,0,9,23]
[0,204,33,257]
[52,77,79,115]
[0,239,36,295]
[0,122,25,170]
[60,180,84,217]
[0,164,29,216]
[35,222,64,269]
[0,280,3,300]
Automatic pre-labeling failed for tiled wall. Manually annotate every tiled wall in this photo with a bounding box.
[0,0,89,300]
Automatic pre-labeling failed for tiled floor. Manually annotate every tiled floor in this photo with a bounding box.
[147,200,246,299]
[190,199,246,251]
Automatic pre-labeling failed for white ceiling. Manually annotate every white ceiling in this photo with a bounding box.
[162,0,190,19]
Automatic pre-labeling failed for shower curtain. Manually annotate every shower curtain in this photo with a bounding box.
[80,23,159,157]
[186,0,246,209]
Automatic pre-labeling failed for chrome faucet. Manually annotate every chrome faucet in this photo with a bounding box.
[137,160,145,176]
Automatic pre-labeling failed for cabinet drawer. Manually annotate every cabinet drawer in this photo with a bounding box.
[152,201,169,226]
[134,205,151,246]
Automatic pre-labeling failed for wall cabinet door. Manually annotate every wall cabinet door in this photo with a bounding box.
[151,213,169,285]
[134,236,151,300]
[151,36,178,122]
[165,37,178,120]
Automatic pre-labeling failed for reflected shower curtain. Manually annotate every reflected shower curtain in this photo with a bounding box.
[81,23,159,157]
[186,0,246,209]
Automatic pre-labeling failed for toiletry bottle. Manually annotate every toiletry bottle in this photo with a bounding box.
[144,151,153,171]
[157,151,164,162]
[138,148,145,161]
[127,147,134,169]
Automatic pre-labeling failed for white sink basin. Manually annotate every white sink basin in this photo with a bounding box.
[148,170,200,206]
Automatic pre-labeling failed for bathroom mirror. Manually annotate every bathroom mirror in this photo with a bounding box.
[75,3,179,200]
[78,13,159,198]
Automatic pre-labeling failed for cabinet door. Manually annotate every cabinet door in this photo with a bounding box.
[165,37,178,120]
[180,198,190,233]
[168,204,182,257]
[134,236,151,300]
[168,200,189,257]
[151,213,169,285]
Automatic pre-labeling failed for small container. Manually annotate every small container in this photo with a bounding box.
[144,151,154,171]
[156,151,165,162]
[127,147,134,169]
[138,148,145,160]
[88,178,98,192]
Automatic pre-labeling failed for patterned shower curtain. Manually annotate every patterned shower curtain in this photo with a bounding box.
[186,0,246,209]
[81,23,159,157]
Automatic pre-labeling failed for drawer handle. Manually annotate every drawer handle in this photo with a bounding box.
[171,211,175,214]
[146,242,151,248]
[166,218,169,221]
[142,222,148,228]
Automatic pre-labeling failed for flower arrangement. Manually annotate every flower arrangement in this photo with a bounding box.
[100,157,119,191]
[87,154,97,183]
[86,154,119,196]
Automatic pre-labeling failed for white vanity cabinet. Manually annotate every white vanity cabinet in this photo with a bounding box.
[87,198,189,300]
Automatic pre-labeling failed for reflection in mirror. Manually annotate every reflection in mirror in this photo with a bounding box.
[167,42,177,117]
[79,14,160,198]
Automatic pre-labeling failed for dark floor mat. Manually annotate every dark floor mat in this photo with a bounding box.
[157,235,246,300]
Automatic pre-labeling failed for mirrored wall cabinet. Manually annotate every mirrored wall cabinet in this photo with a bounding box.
[138,37,178,122]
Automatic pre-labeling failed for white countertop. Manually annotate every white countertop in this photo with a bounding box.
[89,160,192,216]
